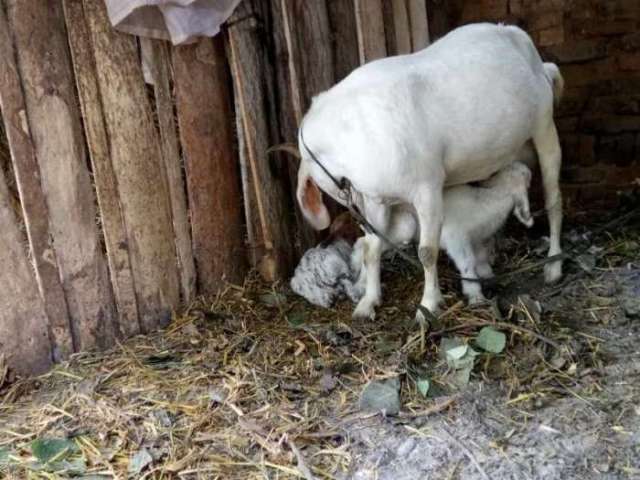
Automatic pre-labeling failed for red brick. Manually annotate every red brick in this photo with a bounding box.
[618,53,640,71]
[556,116,579,132]
[542,39,606,64]
[579,19,637,37]
[538,25,565,46]
[461,0,508,22]
[561,166,606,184]
[596,133,636,166]
[606,166,640,186]
[589,95,640,115]
[530,11,563,31]
[579,135,597,166]
[581,114,640,134]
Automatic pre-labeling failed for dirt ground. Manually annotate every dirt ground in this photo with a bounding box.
[1,207,639,479]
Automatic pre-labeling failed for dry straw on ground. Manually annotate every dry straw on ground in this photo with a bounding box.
[1,207,639,479]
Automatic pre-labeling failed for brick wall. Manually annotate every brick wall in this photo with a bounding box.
[427,0,640,212]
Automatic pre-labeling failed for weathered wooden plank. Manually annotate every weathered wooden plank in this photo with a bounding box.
[327,0,360,81]
[142,38,197,302]
[0,1,74,361]
[7,0,118,352]
[383,0,412,55]
[0,163,53,376]
[62,0,140,338]
[228,1,295,280]
[83,0,180,332]
[289,1,335,110]
[408,0,430,51]
[173,38,247,293]
[354,0,387,63]
[270,0,320,255]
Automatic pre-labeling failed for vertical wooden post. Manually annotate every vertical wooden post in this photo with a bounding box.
[173,38,247,293]
[0,1,74,361]
[228,1,295,280]
[62,0,141,338]
[354,0,387,63]
[82,0,180,332]
[142,39,197,302]
[0,164,53,376]
[327,0,360,82]
[6,0,118,352]
[383,0,412,56]
[408,0,430,51]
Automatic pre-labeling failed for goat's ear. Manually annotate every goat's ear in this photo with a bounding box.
[297,174,331,230]
[513,197,534,228]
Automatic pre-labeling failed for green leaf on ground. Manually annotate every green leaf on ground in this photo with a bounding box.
[476,326,507,353]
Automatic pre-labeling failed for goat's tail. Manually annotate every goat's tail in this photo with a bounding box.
[266,142,301,160]
[543,62,564,107]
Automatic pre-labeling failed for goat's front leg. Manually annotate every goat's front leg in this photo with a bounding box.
[352,202,389,320]
[413,185,444,321]
[533,122,563,284]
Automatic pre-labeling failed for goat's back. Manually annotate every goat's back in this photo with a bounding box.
[302,23,553,199]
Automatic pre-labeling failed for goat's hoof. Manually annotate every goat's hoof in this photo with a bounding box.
[353,300,376,320]
[544,261,563,284]
[415,304,440,325]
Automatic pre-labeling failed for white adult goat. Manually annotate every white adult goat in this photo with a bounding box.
[295,23,564,321]
[350,162,534,311]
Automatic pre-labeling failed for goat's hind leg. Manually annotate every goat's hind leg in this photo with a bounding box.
[413,185,444,322]
[533,121,563,284]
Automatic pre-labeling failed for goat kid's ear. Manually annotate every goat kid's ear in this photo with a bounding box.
[514,198,534,228]
[297,173,331,231]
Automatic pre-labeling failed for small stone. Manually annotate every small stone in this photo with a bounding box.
[359,377,401,416]
[622,297,640,318]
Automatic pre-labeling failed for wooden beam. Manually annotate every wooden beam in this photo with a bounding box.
[7,0,118,352]
[82,0,180,332]
[408,0,430,51]
[354,0,387,63]
[0,1,74,361]
[327,0,360,81]
[173,38,247,293]
[142,38,197,302]
[227,1,295,280]
[62,0,140,338]
[0,159,53,375]
[383,0,412,55]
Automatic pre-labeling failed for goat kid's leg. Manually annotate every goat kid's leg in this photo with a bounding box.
[413,186,444,321]
[353,203,389,320]
[448,239,486,305]
[474,240,494,280]
[533,121,563,284]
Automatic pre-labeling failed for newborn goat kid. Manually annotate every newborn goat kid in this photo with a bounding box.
[351,162,534,311]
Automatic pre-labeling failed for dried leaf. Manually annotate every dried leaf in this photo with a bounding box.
[476,327,506,353]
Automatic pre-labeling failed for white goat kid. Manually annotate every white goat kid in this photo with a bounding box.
[295,23,564,321]
[350,162,534,313]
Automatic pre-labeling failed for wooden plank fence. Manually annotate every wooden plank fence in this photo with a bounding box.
[0,0,430,376]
